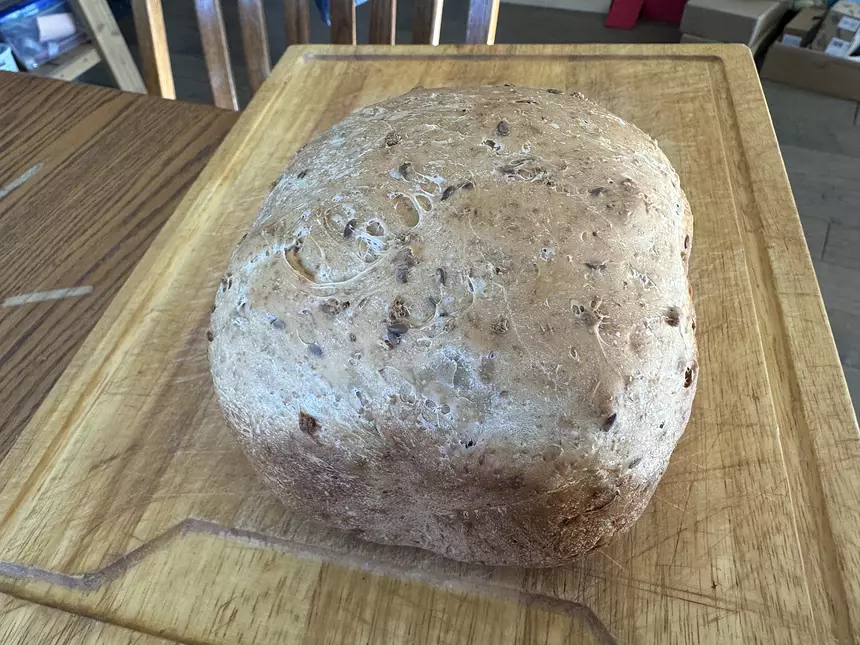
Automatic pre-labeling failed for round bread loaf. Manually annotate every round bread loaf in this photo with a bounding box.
[209,85,697,566]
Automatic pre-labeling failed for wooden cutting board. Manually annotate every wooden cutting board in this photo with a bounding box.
[1,45,858,645]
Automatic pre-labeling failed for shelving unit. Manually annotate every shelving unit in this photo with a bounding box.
[31,42,100,81]
[68,0,144,91]
[8,0,145,92]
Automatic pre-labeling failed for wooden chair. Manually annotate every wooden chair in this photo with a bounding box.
[132,0,500,111]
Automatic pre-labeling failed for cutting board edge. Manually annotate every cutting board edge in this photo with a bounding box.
[708,51,860,643]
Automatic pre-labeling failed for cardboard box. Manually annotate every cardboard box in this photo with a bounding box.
[810,0,860,57]
[761,41,860,101]
[681,0,788,45]
[780,8,825,47]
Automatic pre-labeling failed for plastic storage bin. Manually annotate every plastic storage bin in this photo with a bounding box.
[0,0,87,71]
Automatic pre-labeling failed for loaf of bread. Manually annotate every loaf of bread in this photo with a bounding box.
[209,86,697,566]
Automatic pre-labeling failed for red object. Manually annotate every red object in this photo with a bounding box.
[642,0,687,23]
[605,0,686,28]
[605,0,644,29]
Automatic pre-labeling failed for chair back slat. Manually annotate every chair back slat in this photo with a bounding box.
[133,0,505,108]
[238,0,271,92]
[465,0,500,44]
[285,0,311,43]
[132,0,175,99]
[330,0,357,44]
[369,0,396,45]
[412,0,443,45]
[195,0,239,110]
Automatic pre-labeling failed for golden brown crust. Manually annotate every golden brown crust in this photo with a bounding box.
[209,86,698,566]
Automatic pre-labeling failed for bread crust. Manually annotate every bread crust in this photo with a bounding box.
[209,86,697,566]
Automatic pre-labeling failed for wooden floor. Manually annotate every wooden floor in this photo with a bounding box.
[84,2,860,415]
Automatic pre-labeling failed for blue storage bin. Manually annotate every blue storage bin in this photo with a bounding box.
[0,0,87,70]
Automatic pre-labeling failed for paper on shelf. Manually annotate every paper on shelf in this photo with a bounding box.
[37,13,76,43]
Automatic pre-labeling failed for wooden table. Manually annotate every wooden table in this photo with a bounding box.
[0,72,237,458]
[1,46,859,644]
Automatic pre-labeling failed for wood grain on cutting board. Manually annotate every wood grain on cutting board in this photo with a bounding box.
[0,592,181,645]
[0,45,857,644]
